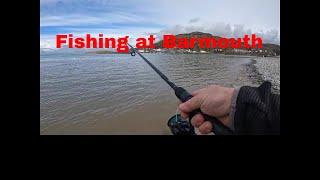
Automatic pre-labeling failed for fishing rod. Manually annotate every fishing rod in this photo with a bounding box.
[127,43,234,135]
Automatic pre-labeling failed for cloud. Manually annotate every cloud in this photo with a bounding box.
[40,12,149,27]
[189,18,200,23]
[40,0,280,46]
[255,29,279,44]
[41,15,106,27]
[156,23,279,44]
[40,34,57,49]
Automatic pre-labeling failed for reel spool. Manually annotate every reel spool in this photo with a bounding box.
[167,114,196,135]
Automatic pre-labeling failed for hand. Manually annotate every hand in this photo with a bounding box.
[178,85,235,134]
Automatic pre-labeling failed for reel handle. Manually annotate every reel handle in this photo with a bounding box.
[174,87,234,135]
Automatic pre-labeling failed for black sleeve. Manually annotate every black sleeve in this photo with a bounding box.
[234,81,280,134]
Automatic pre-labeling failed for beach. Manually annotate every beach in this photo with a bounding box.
[248,57,280,94]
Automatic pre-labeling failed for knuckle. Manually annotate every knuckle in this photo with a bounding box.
[209,85,218,88]
[209,84,221,91]
[199,126,209,134]
[191,118,199,127]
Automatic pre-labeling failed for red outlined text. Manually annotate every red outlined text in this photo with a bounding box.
[56,34,263,53]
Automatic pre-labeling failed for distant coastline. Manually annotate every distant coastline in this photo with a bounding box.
[87,50,128,54]
[88,48,280,57]
[88,31,280,57]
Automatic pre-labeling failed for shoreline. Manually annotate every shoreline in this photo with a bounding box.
[87,50,279,57]
[245,57,280,94]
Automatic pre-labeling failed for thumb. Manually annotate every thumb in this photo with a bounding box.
[179,95,203,113]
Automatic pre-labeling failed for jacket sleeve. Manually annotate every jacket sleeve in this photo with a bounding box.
[233,81,280,134]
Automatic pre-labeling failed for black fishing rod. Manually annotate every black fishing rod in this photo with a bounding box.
[128,43,234,135]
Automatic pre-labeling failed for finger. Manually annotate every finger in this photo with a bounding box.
[190,113,205,127]
[191,88,206,96]
[180,111,189,119]
[179,95,203,113]
[198,121,213,134]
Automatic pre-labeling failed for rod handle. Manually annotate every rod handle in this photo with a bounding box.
[174,87,234,135]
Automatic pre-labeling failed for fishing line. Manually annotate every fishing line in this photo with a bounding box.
[175,107,179,123]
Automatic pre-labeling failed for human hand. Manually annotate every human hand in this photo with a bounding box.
[178,85,235,134]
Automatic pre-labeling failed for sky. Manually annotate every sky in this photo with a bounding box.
[40,0,280,49]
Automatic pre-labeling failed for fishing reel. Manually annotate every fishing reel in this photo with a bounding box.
[167,114,196,135]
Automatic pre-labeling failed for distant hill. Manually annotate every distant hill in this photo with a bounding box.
[154,32,280,56]
[260,43,280,55]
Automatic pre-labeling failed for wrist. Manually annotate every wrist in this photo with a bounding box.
[225,87,235,114]
[228,87,240,130]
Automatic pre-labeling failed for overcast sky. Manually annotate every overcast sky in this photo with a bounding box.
[40,0,280,48]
